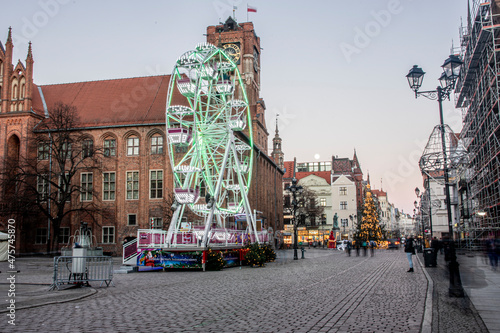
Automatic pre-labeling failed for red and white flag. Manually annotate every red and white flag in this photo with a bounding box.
[247,5,257,13]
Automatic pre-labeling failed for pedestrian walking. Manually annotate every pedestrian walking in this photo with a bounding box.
[362,240,367,256]
[431,236,440,265]
[485,234,499,270]
[369,240,376,257]
[404,235,416,272]
[346,240,351,256]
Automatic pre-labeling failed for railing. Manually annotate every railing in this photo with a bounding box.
[138,229,166,248]
[50,256,114,291]
[122,238,138,265]
[137,228,270,249]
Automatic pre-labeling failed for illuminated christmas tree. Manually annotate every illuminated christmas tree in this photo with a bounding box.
[355,185,383,242]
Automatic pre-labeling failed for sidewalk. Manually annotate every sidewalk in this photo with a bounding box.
[419,250,499,333]
[458,252,500,333]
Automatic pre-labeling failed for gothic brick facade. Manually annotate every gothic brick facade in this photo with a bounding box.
[0,20,283,255]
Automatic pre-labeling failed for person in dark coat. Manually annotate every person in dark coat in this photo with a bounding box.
[404,236,416,272]
[431,236,441,265]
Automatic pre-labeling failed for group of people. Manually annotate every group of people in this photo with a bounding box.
[342,240,377,257]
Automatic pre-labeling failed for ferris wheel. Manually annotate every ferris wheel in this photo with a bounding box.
[165,42,257,247]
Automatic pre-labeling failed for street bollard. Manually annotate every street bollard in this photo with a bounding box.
[301,247,306,259]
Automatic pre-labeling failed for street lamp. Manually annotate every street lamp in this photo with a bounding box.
[286,177,303,260]
[414,195,426,252]
[348,214,356,240]
[406,55,464,297]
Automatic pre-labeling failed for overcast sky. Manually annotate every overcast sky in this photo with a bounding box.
[1,0,469,214]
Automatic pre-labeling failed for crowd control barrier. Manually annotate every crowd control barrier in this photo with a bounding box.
[50,256,115,290]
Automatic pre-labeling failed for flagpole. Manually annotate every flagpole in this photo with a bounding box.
[247,4,249,22]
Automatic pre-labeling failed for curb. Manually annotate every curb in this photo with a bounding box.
[0,286,98,313]
[416,254,433,333]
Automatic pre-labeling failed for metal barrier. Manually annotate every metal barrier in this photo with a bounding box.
[50,256,115,290]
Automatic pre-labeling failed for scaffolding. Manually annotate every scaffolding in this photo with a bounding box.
[455,0,500,249]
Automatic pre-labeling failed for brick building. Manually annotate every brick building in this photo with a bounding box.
[0,19,283,255]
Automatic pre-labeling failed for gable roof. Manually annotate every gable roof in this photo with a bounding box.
[33,75,179,127]
[283,161,295,179]
[372,189,387,198]
[332,174,354,185]
[298,173,331,186]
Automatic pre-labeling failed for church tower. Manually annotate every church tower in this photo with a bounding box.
[0,29,42,182]
[352,149,364,211]
[271,115,284,170]
[206,17,269,154]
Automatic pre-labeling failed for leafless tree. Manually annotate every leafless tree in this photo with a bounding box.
[283,186,325,227]
[0,102,104,253]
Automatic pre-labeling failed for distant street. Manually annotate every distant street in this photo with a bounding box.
[4,249,428,332]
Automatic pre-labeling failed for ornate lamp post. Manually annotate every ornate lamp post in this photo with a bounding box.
[414,199,425,251]
[286,177,303,260]
[348,214,356,240]
[406,55,464,297]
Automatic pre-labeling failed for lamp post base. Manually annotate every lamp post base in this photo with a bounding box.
[448,260,465,297]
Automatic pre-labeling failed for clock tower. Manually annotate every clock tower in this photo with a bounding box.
[206,17,268,153]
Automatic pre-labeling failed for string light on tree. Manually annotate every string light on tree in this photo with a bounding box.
[356,185,383,242]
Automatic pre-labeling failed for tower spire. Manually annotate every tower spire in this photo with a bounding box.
[7,26,12,43]
[275,113,279,135]
[271,113,284,170]
[27,41,33,60]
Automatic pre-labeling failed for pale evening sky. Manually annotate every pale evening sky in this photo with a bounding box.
[0,0,469,214]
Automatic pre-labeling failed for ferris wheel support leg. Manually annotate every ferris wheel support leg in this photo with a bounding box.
[202,138,233,248]
[230,140,259,244]
[166,204,184,247]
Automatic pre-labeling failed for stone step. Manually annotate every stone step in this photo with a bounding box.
[113,265,138,274]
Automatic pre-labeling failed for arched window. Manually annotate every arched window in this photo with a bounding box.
[103,136,116,157]
[150,134,163,154]
[127,136,139,156]
[19,77,26,99]
[82,138,94,158]
[12,84,18,99]
[11,77,18,100]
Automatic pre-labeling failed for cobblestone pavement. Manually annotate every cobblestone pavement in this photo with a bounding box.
[1,250,429,333]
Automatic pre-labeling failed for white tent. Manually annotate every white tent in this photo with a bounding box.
[0,232,8,262]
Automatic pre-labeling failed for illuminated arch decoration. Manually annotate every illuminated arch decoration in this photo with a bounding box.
[419,124,468,185]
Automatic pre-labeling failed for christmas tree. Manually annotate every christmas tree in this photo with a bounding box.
[355,185,383,242]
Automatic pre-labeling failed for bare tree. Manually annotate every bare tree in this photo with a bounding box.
[0,102,103,253]
[284,186,324,227]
